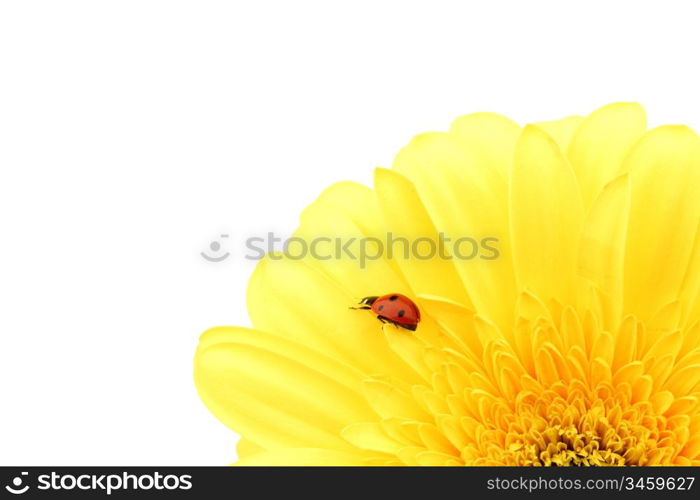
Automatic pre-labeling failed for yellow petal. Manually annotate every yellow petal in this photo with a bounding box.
[666,396,699,417]
[578,174,630,330]
[198,326,365,390]
[247,256,422,383]
[417,423,459,455]
[392,131,516,330]
[362,378,431,421]
[415,450,462,466]
[535,115,583,151]
[622,125,700,321]
[236,438,265,459]
[534,347,560,387]
[631,374,653,402]
[590,330,614,367]
[566,102,647,208]
[449,111,521,180]
[679,323,700,359]
[295,180,411,296]
[511,125,584,306]
[590,357,612,387]
[417,294,482,358]
[612,315,638,371]
[381,418,422,446]
[650,391,674,414]
[613,361,644,386]
[665,364,700,396]
[561,306,586,352]
[646,354,675,391]
[396,446,427,465]
[235,448,372,466]
[436,414,470,450]
[644,330,682,362]
[373,168,471,306]
[341,422,404,454]
[681,438,700,460]
[679,221,700,326]
[382,326,432,382]
[195,327,375,450]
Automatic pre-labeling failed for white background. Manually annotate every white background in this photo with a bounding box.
[1,0,699,465]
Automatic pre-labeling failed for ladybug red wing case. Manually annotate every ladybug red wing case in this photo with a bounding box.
[352,293,420,331]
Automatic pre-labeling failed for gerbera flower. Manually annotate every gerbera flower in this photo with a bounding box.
[194,103,700,466]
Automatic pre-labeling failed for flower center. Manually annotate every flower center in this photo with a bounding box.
[493,383,681,466]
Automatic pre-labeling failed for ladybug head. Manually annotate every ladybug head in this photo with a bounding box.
[358,296,379,306]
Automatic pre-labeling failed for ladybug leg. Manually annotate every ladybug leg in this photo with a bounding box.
[377,315,397,326]
[349,305,372,310]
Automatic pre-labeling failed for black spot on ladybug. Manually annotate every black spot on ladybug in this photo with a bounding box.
[378,305,384,311]
[398,309,405,317]
[390,295,398,301]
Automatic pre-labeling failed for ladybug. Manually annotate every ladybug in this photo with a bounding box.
[352,293,421,331]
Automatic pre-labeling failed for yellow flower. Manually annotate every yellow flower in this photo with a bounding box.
[194,103,700,466]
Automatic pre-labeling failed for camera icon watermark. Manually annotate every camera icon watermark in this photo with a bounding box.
[5,472,29,495]
[201,234,230,262]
